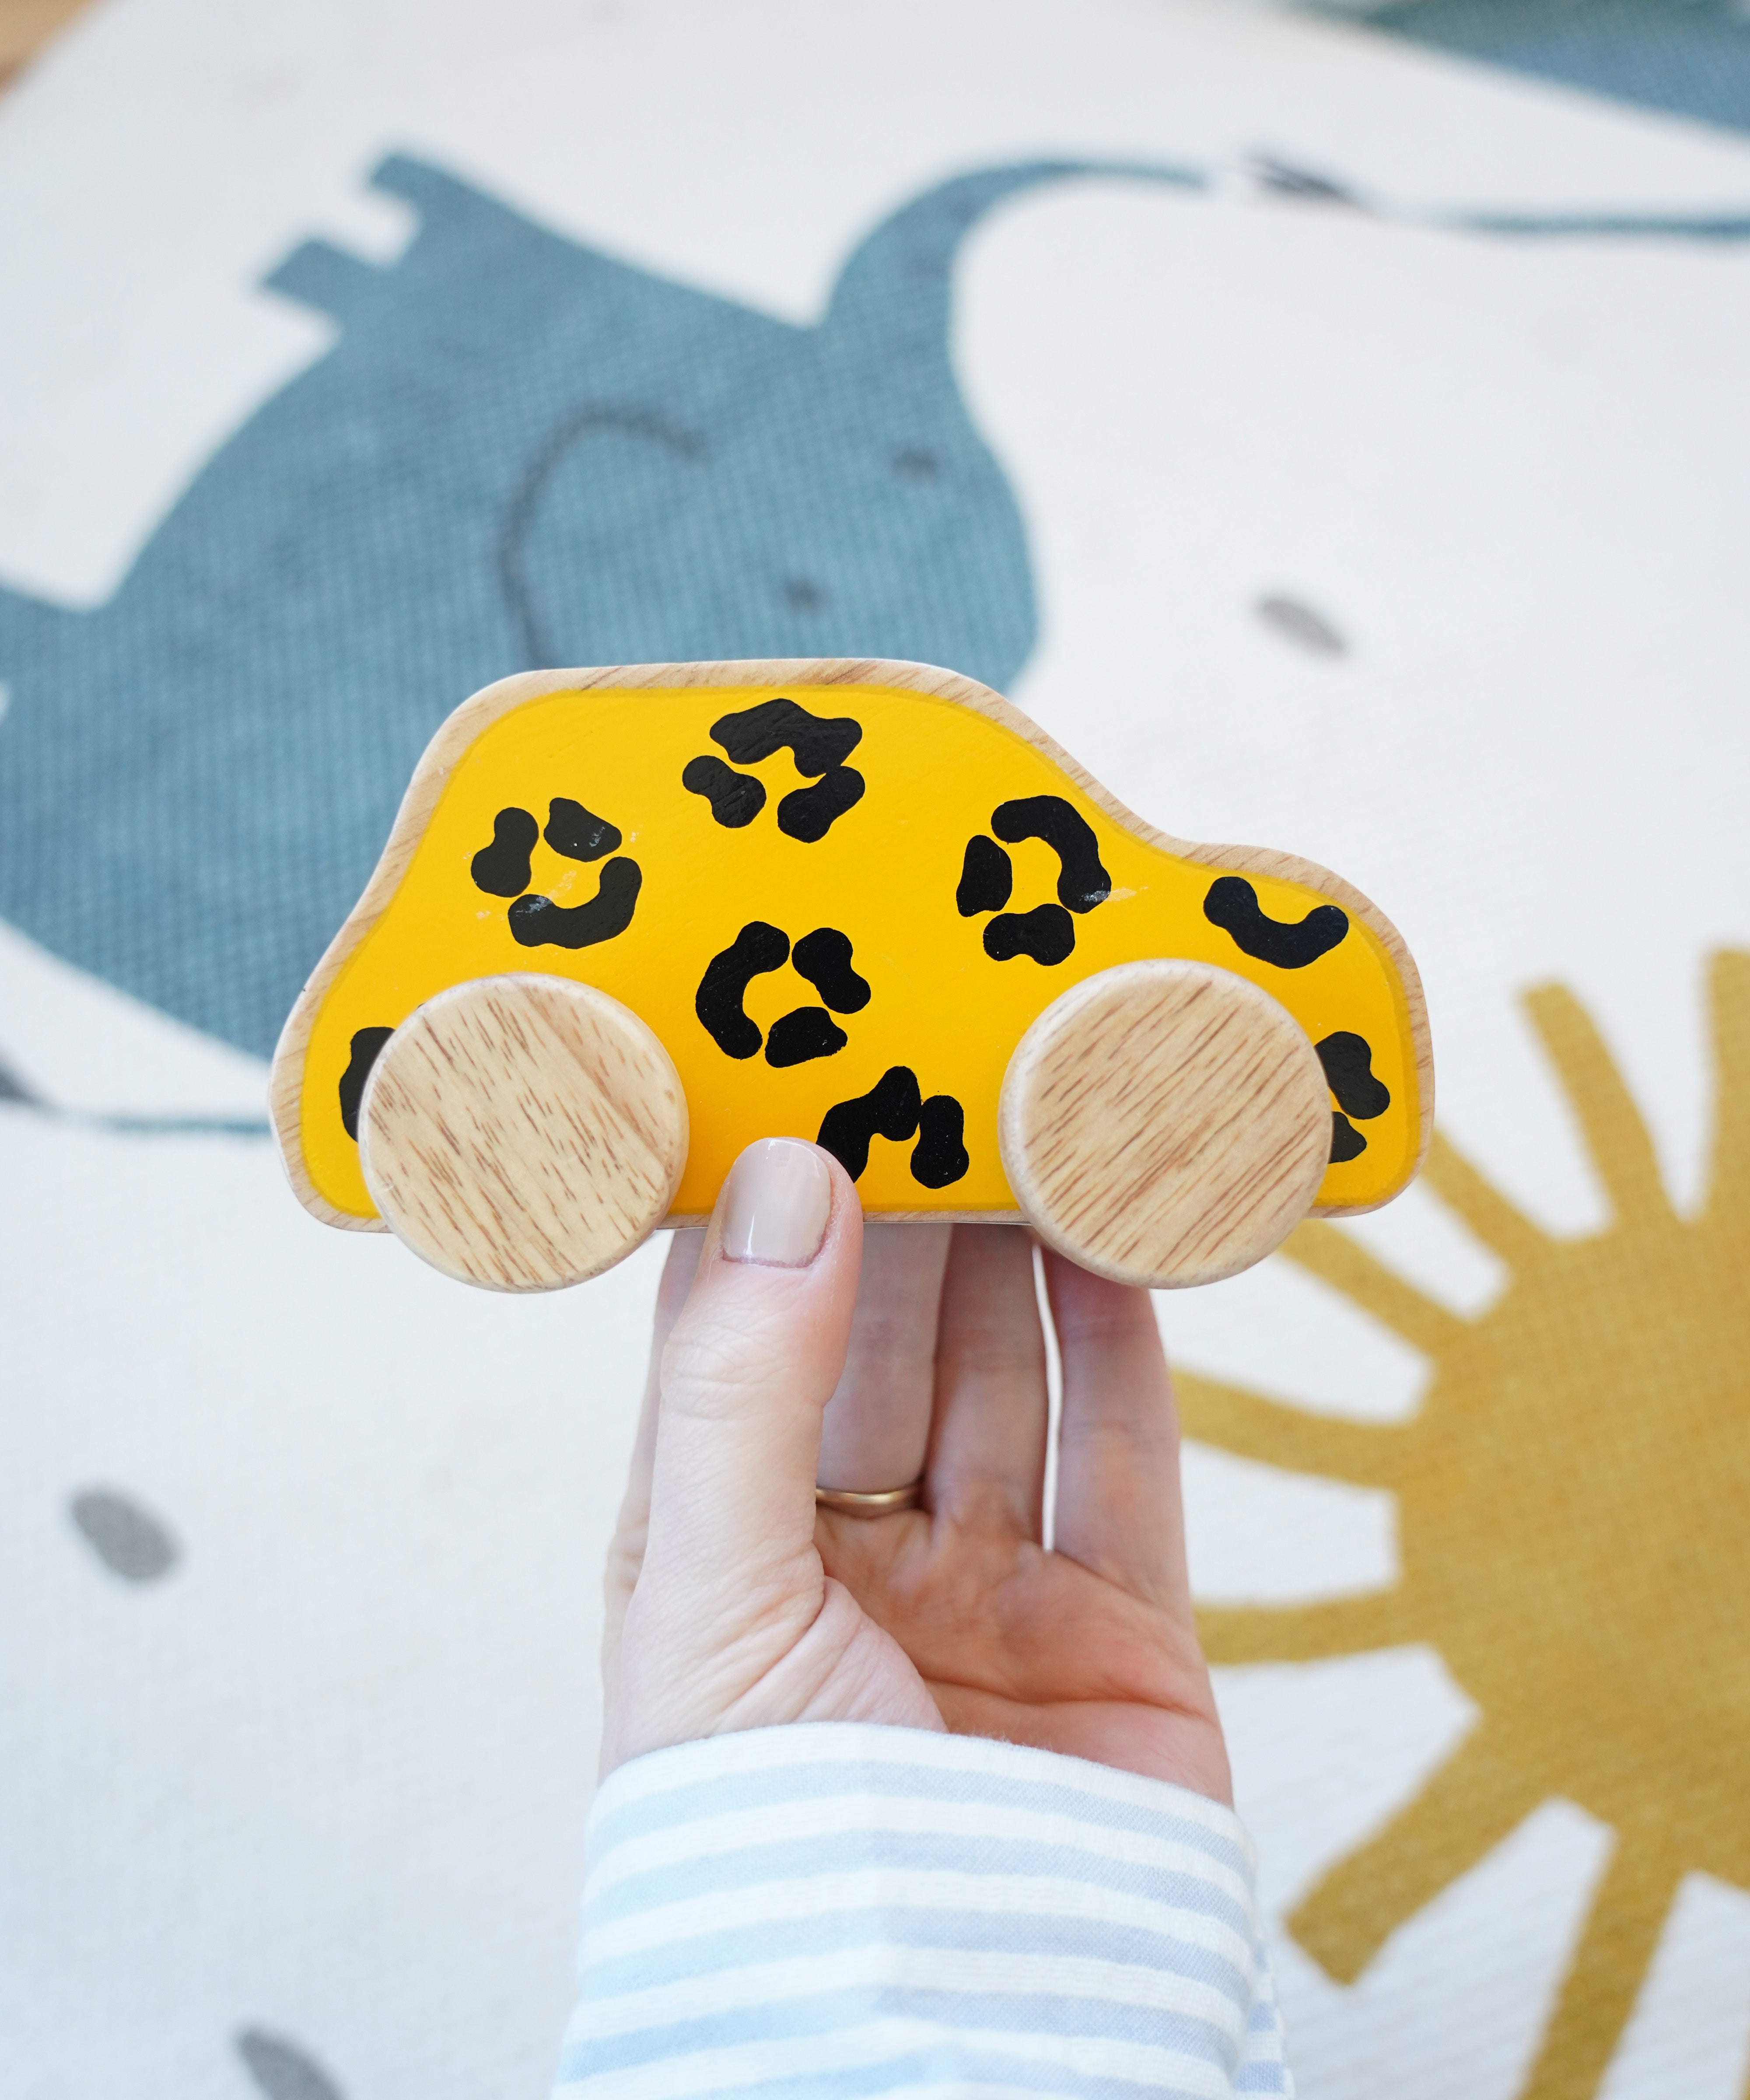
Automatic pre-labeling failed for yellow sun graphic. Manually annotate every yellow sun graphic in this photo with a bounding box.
[1183,951,1750,2100]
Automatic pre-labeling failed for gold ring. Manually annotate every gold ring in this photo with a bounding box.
[815,1478,924,1517]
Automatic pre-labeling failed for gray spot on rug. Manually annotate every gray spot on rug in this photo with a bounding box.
[1255,592,1348,658]
[0,1053,40,1104]
[236,2028,347,2100]
[1249,154,1363,207]
[68,1488,179,1582]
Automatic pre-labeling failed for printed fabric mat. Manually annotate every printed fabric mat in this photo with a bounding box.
[3,2,1749,2095]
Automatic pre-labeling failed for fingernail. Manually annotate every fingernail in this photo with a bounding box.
[721,1139,832,1267]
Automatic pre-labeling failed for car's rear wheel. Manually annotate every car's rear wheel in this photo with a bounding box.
[998,958,1330,1289]
[358,973,687,1291]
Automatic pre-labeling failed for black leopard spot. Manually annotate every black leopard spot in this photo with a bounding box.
[912,1095,970,1188]
[791,928,870,1013]
[984,904,1075,966]
[682,754,766,828]
[817,1067,923,1181]
[1204,875,1348,969]
[693,700,867,841]
[508,857,642,950]
[991,796,1111,914]
[956,836,1013,916]
[711,696,862,775]
[469,808,538,897]
[1330,1113,1368,1163]
[338,1026,394,1140]
[696,921,791,1058]
[764,1006,848,1068]
[777,766,865,843]
[544,796,621,862]
[817,1068,969,1187]
[1317,1032,1391,1120]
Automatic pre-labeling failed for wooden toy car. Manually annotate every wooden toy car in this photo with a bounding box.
[270,658,1431,1292]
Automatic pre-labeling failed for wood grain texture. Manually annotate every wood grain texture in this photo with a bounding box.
[270,657,1432,1230]
[357,974,686,1292]
[999,959,1332,1289]
[0,0,91,86]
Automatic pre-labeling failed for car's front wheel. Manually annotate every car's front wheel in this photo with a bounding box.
[998,958,1331,1290]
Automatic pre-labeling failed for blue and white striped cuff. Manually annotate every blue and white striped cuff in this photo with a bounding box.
[555,1722,1291,2099]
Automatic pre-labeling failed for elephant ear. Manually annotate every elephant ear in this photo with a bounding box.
[501,402,892,672]
[503,160,1206,687]
[500,407,710,668]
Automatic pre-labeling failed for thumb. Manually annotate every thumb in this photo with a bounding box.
[640,1138,863,1607]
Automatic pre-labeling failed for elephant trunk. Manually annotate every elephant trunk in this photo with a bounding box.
[821,157,1205,369]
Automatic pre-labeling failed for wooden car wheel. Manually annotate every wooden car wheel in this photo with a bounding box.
[357,974,688,1292]
[998,959,1331,1290]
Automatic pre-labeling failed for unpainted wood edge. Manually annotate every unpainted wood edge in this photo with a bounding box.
[0,0,96,86]
[272,655,1432,1230]
[1305,908,1432,1216]
[269,1029,385,1232]
[1169,844,1431,1213]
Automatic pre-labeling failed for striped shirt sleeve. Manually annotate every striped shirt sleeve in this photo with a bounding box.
[554,1722,1292,2099]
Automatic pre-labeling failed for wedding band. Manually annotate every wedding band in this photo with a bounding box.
[815,1478,924,1517]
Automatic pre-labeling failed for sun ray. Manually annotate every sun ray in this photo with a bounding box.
[1281,1218,1470,1358]
[1287,1722,1542,1984]
[1523,984,1676,1228]
[1516,1825,1684,2100]
[1190,958,1750,2093]
[1704,949,1750,1233]
[1421,1130,1550,1272]
[1196,1588,1416,1666]
[1176,1371,1407,1488]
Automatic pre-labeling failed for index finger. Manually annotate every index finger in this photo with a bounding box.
[602,1228,704,1712]
[1043,1250,1192,1616]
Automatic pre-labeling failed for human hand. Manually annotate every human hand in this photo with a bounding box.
[599,1136,1230,1803]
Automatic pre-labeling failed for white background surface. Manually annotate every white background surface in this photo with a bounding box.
[4,1,1750,2093]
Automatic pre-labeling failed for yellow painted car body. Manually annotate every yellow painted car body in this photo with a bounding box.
[273,660,1431,1230]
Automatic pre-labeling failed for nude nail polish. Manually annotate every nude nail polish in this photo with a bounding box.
[721,1139,832,1267]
